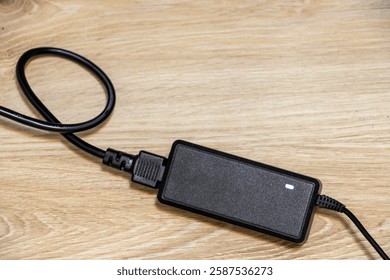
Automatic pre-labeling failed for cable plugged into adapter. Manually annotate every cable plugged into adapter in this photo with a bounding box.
[103,148,166,189]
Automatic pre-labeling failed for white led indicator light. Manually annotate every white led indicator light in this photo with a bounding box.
[285,184,295,190]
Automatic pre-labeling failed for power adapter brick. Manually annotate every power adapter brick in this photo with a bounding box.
[157,140,320,243]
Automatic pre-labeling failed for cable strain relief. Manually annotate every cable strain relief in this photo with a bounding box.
[103,148,135,173]
[316,194,345,212]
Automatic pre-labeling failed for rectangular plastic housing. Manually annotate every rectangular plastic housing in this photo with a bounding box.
[157,140,321,243]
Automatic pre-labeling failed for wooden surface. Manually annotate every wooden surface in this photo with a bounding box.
[0,0,389,260]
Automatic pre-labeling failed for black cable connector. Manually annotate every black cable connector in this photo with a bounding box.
[132,151,166,188]
[316,194,389,260]
[103,148,166,189]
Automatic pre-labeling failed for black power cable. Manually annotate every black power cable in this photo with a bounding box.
[0,47,388,260]
[316,195,389,260]
[0,47,115,158]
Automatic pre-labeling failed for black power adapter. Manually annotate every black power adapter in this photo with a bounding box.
[158,140,321,243]
[1,47,388,259]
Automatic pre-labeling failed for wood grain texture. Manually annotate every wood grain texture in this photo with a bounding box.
[1,0,389,259]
